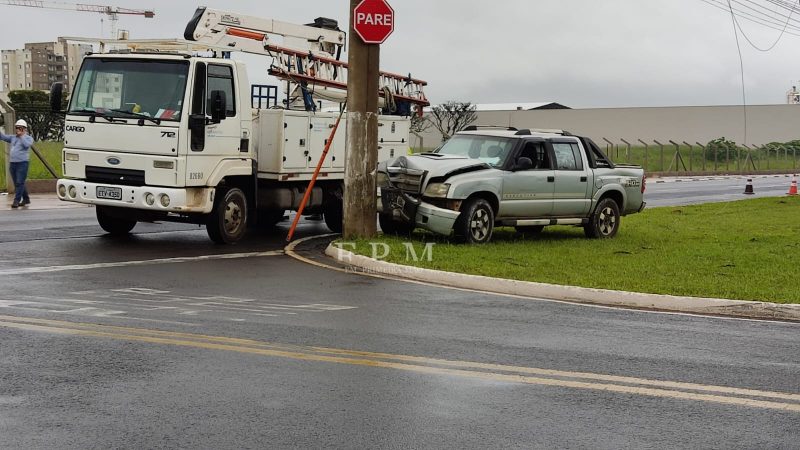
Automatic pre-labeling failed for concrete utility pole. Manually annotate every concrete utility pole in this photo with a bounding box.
[343,0,380,239]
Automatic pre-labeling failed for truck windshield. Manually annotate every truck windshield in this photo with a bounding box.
[434,135,515,168]
[68,59,189,122]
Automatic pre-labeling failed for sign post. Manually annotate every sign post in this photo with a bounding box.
[344,0,394,239]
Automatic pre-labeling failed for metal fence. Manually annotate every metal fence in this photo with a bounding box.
[600,138,800,175]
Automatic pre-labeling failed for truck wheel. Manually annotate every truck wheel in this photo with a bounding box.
[379,213,415,236]
[584,198,620,239]
[323,200,343,233]
[454,198,494,244]
[96,206,136,236]
[515,225,544,235]
[206,187,248,244]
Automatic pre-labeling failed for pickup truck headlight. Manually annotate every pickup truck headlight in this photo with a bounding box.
[423,182,451,198]
[376,171,389,187]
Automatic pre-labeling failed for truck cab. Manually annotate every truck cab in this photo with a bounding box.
[57,53,254,242]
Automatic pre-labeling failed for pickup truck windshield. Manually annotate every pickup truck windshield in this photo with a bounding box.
[435,135,515,168]
[68,59,189,121]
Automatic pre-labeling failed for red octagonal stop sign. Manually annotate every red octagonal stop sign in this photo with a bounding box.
[353,0,395,44]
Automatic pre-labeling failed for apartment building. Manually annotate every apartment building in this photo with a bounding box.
[1,41,91,93]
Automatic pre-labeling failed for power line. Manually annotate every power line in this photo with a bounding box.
[701,0,800,36]
[729,0,800,50]
[727,0,749,145]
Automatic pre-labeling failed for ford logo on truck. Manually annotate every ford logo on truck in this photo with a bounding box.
[66,125,86,132]
[106,157,121,165]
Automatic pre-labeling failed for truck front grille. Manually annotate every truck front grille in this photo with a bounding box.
[85,166,146,186]
[387,167,426,194]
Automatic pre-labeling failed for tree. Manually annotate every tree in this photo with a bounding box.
[428,101,478,141]
[7,90,64,141]
[410,111,431,135]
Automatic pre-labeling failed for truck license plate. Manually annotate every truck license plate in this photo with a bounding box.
[96,186,122,200]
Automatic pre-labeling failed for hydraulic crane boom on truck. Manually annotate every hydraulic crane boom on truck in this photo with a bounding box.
[53,7,429,244]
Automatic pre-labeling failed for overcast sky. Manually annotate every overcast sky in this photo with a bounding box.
[2,0,799,108]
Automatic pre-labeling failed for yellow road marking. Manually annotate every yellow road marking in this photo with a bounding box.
[1,315,798,413]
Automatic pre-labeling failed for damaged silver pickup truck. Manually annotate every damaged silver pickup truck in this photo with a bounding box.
[377,127,646,243]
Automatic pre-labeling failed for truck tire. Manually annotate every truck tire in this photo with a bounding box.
[96,206,136,236]
[515,225,544,235]
[584,197,620,239]
[323,200,343,233]
[379,213,415,236]
[206,187,248,244]
[454,198,494,244]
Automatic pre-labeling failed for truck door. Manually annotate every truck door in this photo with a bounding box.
[499,140,554,218]
[187,62,242,185]
[550,140,592,217]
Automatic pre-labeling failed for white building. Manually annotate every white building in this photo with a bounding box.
[1,41,91,93]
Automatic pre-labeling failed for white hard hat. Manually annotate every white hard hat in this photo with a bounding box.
[14,119,28,129]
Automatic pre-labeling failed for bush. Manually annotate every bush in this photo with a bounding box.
[704,137,739,162]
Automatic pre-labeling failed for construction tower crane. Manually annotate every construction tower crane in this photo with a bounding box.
[0,0,155,37]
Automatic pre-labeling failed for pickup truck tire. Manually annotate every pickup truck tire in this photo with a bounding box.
[207,187,248,244]
[584,198,620,239]
[379,213,415,236]
[454,198,494,244]
[515,225,545,235]
[96,206,136,236]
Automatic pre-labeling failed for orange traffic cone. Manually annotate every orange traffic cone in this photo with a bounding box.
[788,175,798,196]
[744,178,755,195]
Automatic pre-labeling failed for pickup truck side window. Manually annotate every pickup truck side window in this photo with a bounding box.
[552,142,585,171]
[518,142,551,170]
[207,64,236,117]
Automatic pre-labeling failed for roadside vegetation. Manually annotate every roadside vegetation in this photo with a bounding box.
[0,141,62,189]
[347,197,800,304]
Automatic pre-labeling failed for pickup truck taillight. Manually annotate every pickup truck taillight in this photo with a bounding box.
[641,175,647,193]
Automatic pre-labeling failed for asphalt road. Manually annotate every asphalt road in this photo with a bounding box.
[0,181,798,448]
[645,174,793,207]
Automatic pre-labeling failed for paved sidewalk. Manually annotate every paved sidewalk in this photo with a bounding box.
[2,192,90,210]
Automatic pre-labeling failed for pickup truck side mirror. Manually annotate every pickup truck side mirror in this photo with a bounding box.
[209,90,227,123]
[514,157,533,171]
[50,82,64,113]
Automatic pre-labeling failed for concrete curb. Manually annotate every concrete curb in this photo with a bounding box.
[325,244,800,322]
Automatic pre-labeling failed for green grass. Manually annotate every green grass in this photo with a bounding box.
[346,197,800,303]
[0,141,62,189]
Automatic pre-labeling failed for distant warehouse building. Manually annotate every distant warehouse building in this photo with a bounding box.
[415,102,800,149]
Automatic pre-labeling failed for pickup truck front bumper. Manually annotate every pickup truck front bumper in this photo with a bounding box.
[56,179,215,214]
[379,187,460,235]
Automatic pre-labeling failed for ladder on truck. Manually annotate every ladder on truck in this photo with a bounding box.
[183,7,429,112]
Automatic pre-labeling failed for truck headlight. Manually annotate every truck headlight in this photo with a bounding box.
[159,194,170,207]
[68,185,77,198]
[145,193,155,206]
[58,184,67,197]
[423,183,451,198]
[64,152,79,161]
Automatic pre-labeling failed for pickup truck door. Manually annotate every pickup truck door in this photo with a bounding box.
[498,141,554,218]
[551,141,592,217]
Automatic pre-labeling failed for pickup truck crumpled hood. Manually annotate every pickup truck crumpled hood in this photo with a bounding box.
[379,154,490,180]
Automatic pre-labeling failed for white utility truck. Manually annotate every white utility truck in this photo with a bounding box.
[52,7,429,243]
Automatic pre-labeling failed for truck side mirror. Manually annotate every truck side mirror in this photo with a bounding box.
[50,82,64,113]
[209,90,227,123]
[514,157,533,171]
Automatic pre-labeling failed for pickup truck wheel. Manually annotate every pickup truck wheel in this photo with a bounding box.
[584,198,620,239]
[454,198,494,244]
[515,225,545,235]
[96,206,136,236]
[207,187,248,244]
[379,213,415,236]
